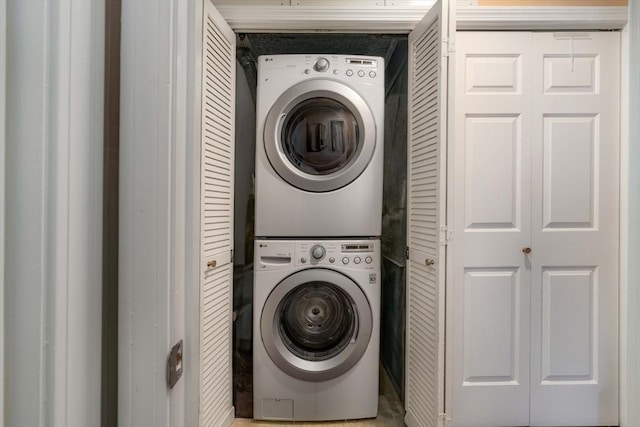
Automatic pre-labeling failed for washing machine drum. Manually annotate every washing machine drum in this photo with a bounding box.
[261,268,373,381]
[263,80,376,193]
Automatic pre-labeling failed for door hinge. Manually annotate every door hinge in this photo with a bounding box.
[166,339,184,389]
[439,412,452,427]
[406,246,410,260]
[440,225,452,246]
[442,39,449,57]
[230,249,234,263]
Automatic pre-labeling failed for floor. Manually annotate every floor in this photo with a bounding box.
[232,365,406,426]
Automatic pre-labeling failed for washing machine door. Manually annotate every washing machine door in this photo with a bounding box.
[261,268,373,381]
[263,79,376,193]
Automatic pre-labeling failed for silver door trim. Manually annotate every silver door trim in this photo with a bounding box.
[263,79,376,193]
[261,268,373,382]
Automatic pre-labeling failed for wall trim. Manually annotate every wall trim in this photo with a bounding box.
[457,6,628,30]
[215,5,432,33]
[620,20,629,427]
[214,5,627,33]
[622,1,640,425]
[0,0,6,424]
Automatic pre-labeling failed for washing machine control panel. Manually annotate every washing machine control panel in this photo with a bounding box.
[256,240,379,270]
[296,241,378,269]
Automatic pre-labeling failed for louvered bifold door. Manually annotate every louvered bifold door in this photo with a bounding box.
[405,1,452,426]
[199,1,236,426]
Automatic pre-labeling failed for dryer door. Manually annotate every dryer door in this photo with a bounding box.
[261,268,373,381]
[263,80,376,192]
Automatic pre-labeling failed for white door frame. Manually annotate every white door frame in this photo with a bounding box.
[619,2,640,426]
[0,1,6,425]
[118,3,638,427]
[118,0,204,425]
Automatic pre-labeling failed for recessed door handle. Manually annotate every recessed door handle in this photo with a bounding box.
[206,259,217,269]
[522,247,532,254]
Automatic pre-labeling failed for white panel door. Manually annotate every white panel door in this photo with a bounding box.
[452,31,619,427]
[529,31,619,426]
[199,1,236,426]
[405,1,452,426]
[452,31,533,427]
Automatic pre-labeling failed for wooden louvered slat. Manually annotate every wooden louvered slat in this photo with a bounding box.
[405,1,450,427]
[199,1,235,426]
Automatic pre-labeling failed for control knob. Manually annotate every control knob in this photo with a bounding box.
[311,245,326,261]
[314,57,330,72]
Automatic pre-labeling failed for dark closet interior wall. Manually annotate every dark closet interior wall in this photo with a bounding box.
[232,34,408,417]
[381,40,408,401]
[233,57,257,417]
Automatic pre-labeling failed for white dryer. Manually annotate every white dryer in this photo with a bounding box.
[255,54,384,237]
[253,239,380,421]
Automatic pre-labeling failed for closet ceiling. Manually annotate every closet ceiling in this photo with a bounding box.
[239,33,401,61]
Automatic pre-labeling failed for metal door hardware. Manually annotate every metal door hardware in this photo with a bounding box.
[167,339,183,389]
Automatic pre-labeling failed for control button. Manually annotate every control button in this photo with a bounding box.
[301,257,307,263]
[329,257,335,263]
[311,245,326,260]
[365,256,373,264]
[342,257,350,265]
[369,71,377,78]
[314,57,330,72]
[304,69,311,74]
[333,69,339,75]
[346,69,354,77]
[354,257,362,264]
[357,70,365,77]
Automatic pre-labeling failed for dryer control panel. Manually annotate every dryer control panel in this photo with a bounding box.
[259,54,384,86]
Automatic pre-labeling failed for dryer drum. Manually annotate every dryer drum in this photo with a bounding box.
[263,79,376,193]
[281,98,359,176]
[277,281,357,361]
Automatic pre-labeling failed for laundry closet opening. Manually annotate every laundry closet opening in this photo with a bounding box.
[231,33,408,418]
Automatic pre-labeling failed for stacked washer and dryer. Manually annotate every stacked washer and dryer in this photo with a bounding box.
[253,54,385,421]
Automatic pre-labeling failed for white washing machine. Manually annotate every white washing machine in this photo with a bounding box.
[253,238,380,421]
[255,54,384,237]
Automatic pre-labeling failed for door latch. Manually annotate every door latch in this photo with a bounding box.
[167,339,184,389]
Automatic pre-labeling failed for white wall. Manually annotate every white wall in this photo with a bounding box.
[4,1,104,426]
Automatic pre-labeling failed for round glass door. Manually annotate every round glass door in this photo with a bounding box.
[281,98,359,176]
[278,281,356,361]
[263,80,376,193]
[261,269,373,381]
